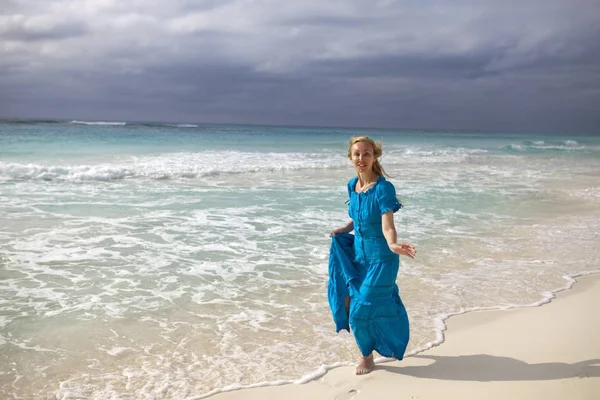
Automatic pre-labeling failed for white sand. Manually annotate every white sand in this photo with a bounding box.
[208,274,600,400]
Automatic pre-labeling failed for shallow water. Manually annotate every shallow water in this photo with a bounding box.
[1,121,599,398]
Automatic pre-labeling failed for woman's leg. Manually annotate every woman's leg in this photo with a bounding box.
[349,302,376,375]
[344,295,350,315]
[355,353,374,375]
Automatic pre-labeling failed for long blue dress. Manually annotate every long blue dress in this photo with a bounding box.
[328,176,410,359]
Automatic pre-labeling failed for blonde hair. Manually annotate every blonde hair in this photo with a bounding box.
[347,136,389,177]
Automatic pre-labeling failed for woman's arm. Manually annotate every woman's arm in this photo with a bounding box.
[331,220,354,236]
[382,211,416,259]
[382,211,398,245]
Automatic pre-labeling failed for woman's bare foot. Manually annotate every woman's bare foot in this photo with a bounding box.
[355,353,374,375]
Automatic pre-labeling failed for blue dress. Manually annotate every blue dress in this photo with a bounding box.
[328,176,410,359]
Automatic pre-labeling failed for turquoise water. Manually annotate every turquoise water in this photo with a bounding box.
[1,120,599,398]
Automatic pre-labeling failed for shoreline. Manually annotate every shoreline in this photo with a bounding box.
[202,272,600,400]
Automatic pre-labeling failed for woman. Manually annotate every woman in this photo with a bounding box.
[330,136,416,375]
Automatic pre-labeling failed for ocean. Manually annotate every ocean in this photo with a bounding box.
[1,120,599,399]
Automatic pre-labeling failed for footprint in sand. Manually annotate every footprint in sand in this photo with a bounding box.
[334,388,360,400]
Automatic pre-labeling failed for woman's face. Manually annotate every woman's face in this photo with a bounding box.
[350,141,375,174]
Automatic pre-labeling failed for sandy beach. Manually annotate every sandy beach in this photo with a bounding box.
[207,274,600,400]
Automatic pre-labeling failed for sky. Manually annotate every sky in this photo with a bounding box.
[1,0,599,132]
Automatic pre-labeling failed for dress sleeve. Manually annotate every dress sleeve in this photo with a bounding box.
[377,180,402,214]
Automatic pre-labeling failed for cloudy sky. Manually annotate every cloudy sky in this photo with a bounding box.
[1,0,599,132]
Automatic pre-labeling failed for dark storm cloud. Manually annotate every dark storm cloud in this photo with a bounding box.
[0,0,599,132]
[308,52,499,80]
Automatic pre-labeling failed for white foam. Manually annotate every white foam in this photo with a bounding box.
[505,140,589,152]
[70,120,127,126]
[105,347,136,356]
[0,151,348,182]
[12,339,61,353]
[186,360,355,400]
[171,124,198,128]
[392,147,488,165]
[571,187,600,200]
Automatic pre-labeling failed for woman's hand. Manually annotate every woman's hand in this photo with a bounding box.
[331,221,354,236]
[330,227,346,236]
[389,243,416,258]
